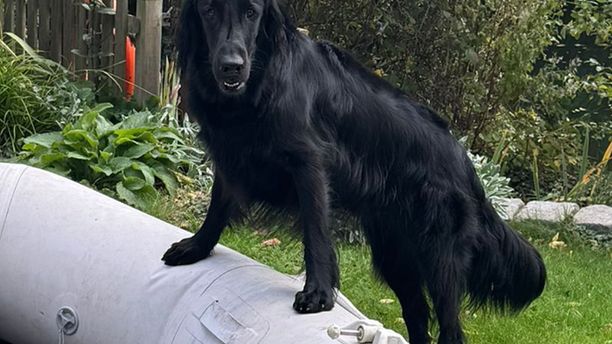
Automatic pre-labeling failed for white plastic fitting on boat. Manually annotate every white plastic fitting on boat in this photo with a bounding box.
[327,320,408,344]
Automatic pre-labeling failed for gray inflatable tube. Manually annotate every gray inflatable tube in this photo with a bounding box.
[0,164,407,344]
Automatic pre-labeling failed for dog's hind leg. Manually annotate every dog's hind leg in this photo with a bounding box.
[421,232,472,344]
[364,215,431,344]
[382,262,431,344]
[413,187,475,344]
[426,260,465,344]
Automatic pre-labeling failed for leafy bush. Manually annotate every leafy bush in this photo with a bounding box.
[469,152,514,201]
[18,104,204,210]
[0,33,91,157]
[291,0,562,141]
[460,136,514,215]
[288,1,610,202]
[563,141,612,206]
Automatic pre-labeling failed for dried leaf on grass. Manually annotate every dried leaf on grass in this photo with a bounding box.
[261,238,281,247]
[379,298,395,304]
[549,233,567,250]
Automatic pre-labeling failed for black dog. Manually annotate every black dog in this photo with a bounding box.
[162,1,546,343]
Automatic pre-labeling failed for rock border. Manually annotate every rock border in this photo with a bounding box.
[496,198,612,246]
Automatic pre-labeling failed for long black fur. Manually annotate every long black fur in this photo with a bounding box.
[162,1,546,343]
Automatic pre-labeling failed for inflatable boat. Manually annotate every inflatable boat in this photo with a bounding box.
[0,163,407,344]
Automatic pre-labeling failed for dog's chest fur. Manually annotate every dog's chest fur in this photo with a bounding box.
[200,113,298,206]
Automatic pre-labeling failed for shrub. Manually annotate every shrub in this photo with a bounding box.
[0,33,91,157]
[289,1,610,202]
[291,0,562,142]
[18,104,204,210]
[461,137,514,215]
[563,141,612,206]
[469,152,514,200]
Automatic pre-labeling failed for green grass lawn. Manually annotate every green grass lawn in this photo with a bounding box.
[217,222,612,344]
[151,194,611,343]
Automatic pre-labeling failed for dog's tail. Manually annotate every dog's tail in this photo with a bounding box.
[467,202,546,312]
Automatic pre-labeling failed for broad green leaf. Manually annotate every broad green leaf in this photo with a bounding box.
[151,162,179,195]
[91,164,113,176]
[123,176,146,191]
[123,167,143,179]
[120,112,153,129]
[40,153,66,166]
[95,115,114,136]
[154,129,184,143]
[116,181,158,210]
[23,132,63,148]
[21,143,47,154]
[131,161,156,185]
[89,103,114,115]
[61,123,74,134]
[122,143,154,159]
[116,181,140,207]
[66,151,92,160]
[100,151,113,163]
[114,127,147,137]
[21,143,38,151]
[133,131,157,144]
[133,185,159,208]
[64,129,98,149]
[109,157,133,173]
[113,129,157,145]
[113,137,138,146]
[155,152,181,164]
[78,109,99,131]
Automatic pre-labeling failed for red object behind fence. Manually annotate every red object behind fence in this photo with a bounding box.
[125,37,136,99]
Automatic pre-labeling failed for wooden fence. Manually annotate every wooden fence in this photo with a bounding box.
[1,0,162,103]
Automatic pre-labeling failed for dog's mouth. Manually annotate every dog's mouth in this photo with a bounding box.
[220,79,246,94]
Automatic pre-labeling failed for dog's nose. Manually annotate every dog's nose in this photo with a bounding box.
[220,54,244,74]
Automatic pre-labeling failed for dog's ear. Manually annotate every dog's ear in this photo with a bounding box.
[263,0,292,46]
[177,0,205,72]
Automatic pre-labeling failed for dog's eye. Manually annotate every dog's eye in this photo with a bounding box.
[246,7,256,19]
[205,8,215,17]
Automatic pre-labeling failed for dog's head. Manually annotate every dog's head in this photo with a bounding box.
[178,0,287,96]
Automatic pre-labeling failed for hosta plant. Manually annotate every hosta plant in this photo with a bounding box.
[18,104,204,210]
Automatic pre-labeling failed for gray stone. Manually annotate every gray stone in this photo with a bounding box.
[492,197,525,221]
[573,205,612,235]
[515,201,579,222]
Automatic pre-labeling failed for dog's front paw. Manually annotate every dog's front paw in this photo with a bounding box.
[293,287,334,313]
[162,237,212,266]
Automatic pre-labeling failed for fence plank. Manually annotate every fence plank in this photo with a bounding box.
[49,0,62,61]
[100,0,114,72]
[90,3,100,71]
[3,0,14,33]
[0,0,5,32]
[115,0,128,83]
[62,0,75,68]
[25,0,38,48]
[74,2,87,74]
[14,0,25,38]
[38,0,50,53]
[0,0,166,101]
[135,0,162,103]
